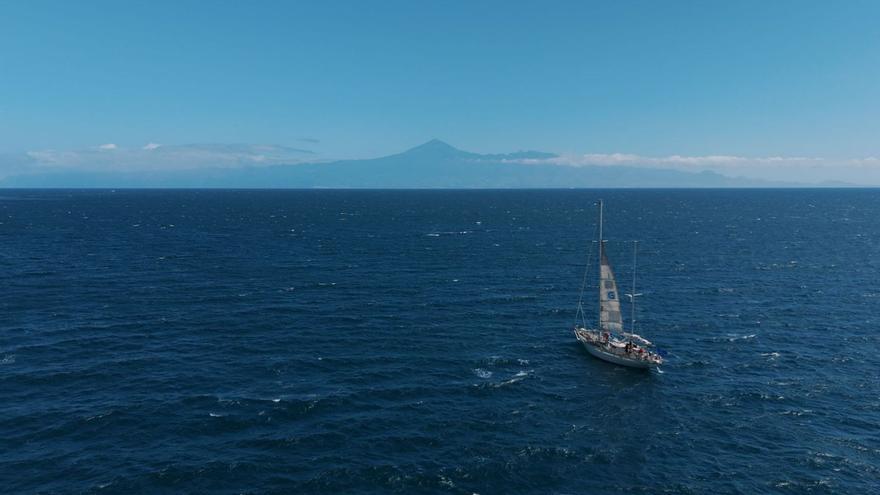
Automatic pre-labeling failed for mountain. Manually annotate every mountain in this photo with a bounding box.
[1,140,789,188]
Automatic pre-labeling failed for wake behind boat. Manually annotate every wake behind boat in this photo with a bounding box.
[573,200,663,369]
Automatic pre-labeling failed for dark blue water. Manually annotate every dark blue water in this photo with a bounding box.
[2,189,878,494]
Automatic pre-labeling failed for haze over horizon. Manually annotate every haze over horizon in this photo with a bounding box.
[2,1,879,185]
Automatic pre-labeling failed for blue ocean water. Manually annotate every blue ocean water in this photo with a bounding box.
[1,189,878,494]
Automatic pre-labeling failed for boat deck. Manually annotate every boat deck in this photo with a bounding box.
[574,327,662,368]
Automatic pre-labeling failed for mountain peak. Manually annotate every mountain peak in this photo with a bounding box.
[403,139,470,157]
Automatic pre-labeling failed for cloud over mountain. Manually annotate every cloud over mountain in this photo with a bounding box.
[2,140,878,187]
[509,152,880,184]
[511,152,880,169]
[0,143,315,178]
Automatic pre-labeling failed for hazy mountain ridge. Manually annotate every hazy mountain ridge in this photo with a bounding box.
[1,140,803,188]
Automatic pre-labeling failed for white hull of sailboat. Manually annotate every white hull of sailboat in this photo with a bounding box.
[574,328,662,369]
[580,340,658,369]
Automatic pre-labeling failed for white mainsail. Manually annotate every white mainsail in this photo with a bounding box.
[598,245,624,332]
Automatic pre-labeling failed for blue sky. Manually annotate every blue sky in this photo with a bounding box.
[1,1,879,183]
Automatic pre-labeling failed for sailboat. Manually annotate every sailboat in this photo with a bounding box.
[573,200,663,369]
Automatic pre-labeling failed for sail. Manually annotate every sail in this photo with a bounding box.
[598,245,624,332]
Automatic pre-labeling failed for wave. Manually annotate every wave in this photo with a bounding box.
[424,230,472,237]
[473,368,492,379]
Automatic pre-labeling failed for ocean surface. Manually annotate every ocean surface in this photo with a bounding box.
[2,189,878,494]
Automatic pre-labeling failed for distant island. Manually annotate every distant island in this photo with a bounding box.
[1,140,804,188]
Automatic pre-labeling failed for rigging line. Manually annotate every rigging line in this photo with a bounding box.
[580,303,587,329]
[574,216,599,327]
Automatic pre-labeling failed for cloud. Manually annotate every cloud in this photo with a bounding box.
[847,156,880,167]
[3,143,879,185]
[511,153,828,169]
[506,152,880,185]
[4,143,317,177]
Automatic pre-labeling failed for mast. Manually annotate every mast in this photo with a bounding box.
[630,240,638,336]
[597,200,624,334]
[597,199,603,328]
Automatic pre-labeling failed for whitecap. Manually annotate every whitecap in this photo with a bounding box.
[85,412,111,422]
[781,409,813,416]
[438,475,455,488]
[473,368,492,379]
[493,376,526,388]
